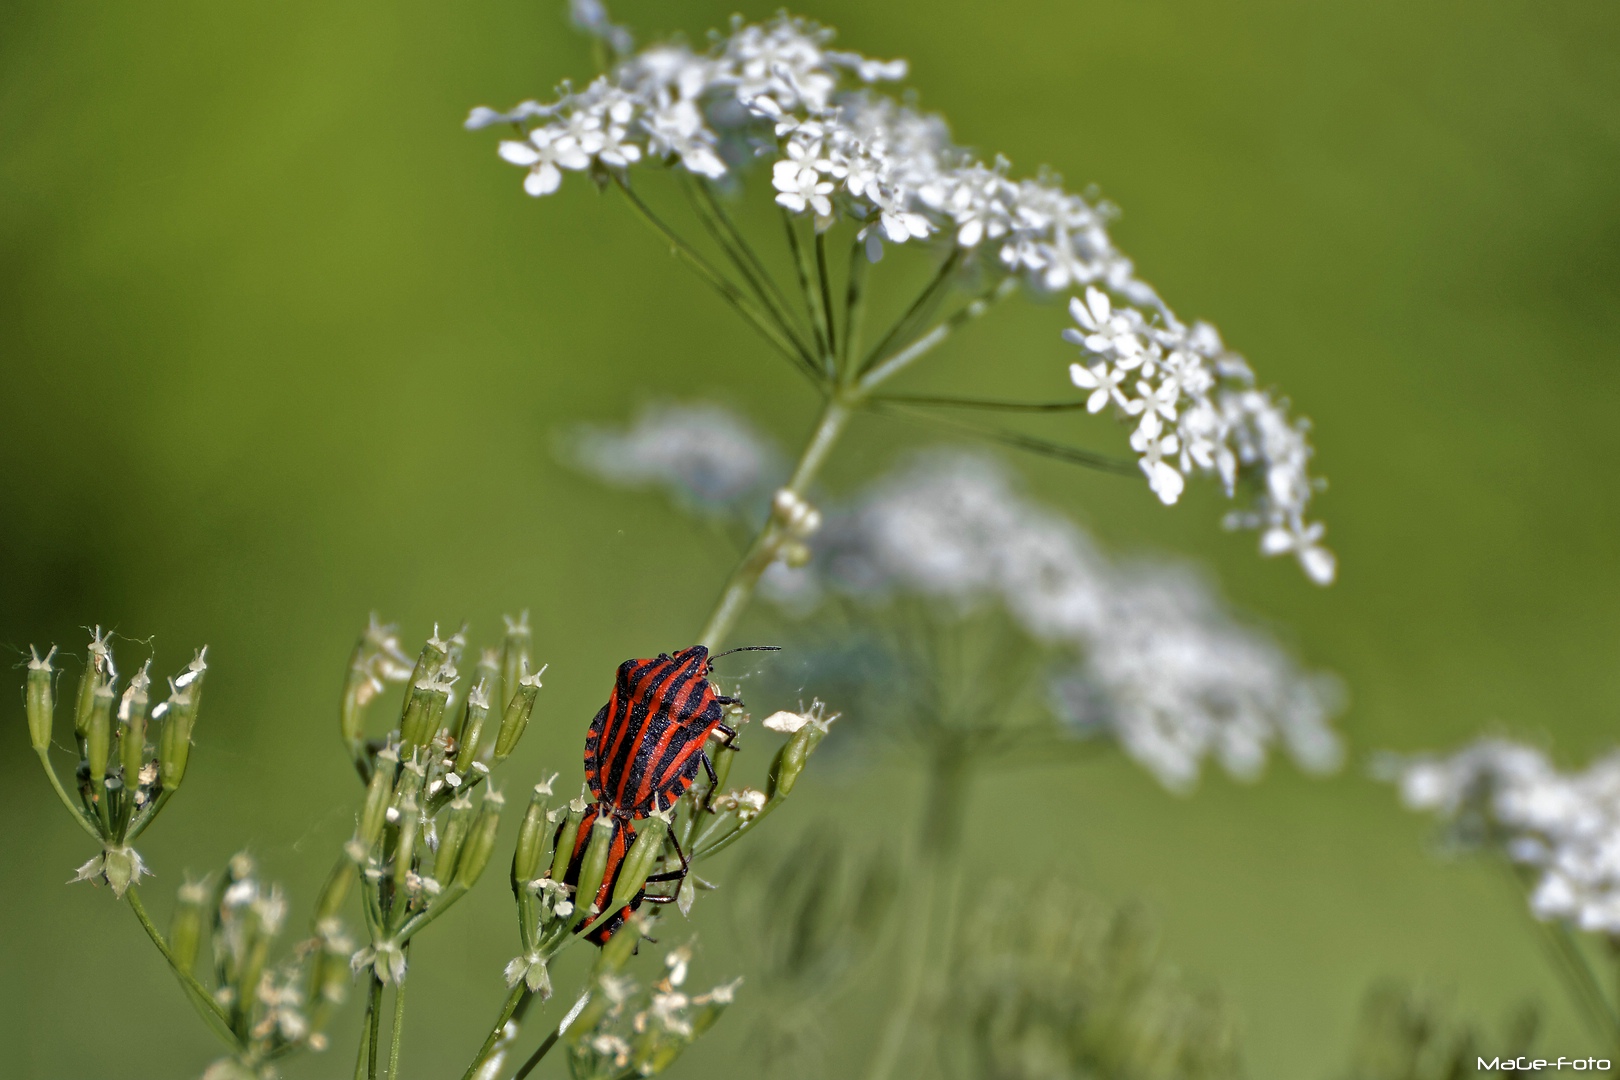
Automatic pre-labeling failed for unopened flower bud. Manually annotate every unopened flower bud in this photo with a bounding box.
[170,880,209,976]
[500,612,533,711]
[491,668,545,765]
[453,681,493,773]
[573,812,618,926]
[26,646,56,752]
[610,802,672,911]
[549,797,587,884]
[453,790,504,889]
[435,793,474,883]
[512,783,552,891]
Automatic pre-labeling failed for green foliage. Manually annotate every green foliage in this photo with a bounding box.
[951,888,1242,1080]
[1340,981,1538,1080]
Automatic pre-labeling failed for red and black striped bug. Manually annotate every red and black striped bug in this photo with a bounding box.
[562,644,777,942]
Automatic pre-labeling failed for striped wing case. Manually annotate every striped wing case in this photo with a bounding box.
[583,645,725,818]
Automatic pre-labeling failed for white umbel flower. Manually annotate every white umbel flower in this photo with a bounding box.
[1383,739,1620,935]
[472,10,1333,583]
[792,450,1342,790]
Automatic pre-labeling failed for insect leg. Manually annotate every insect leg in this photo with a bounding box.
[701,750,718,788]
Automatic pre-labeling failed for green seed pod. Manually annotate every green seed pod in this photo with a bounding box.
[491,668,546,765]
[573,811,617,923]
[765,707,837,800]
[391,795,420,891]
[499,613,532,712]
[399,677,449,753]
[74,628,114,739]
[170,880,209,977]
[511,784,551,890]
[435,793,474,883]
[453,790,504,889]
[356,749,398,854]
[610,804,672,911]
[157,649,207,791]
[312,861,353,925]
[117,663,152,797]
[403,630,449,705]
[597,910,646,974]
[393,756,425,805]
[25,646,56,752]
[453,681,492,773]
[315,920,353,1005]
[690,980,740,1039]
[549,794,588,884]
[339,639,374,754]
[708,734,738,798]
[85,682,115,788]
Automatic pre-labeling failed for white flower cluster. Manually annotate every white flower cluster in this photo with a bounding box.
[769,451,1343,791]
[1066,287,1333,583]
[569,400,784,515]
[568,941,740,1077]
[472,12,1332,584]
[470,13,1145,295]
[1386,738,1620,934]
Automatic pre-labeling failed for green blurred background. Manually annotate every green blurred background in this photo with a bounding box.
[3,0,1618,1076]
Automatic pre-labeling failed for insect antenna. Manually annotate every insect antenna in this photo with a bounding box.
[709,645,781,662]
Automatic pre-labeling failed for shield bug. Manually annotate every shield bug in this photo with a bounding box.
[583,645,776,820]
[566,644,777,941]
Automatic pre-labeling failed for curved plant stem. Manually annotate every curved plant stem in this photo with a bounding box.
[697,395,853,651]
[1501,861,1620,1046]
[511,1023,564,1080]
[460,984,528,1080]
[354,981,375,1080]
[387,956,409,1080]
[35,748,103,840]
[614,177,820,382]
[125,888,240,1049]
[367,975,384,1080]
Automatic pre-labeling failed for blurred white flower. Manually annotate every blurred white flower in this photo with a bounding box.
[785,451,1343,791]
[1382,739,1620,934]
[569,401,783,515]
